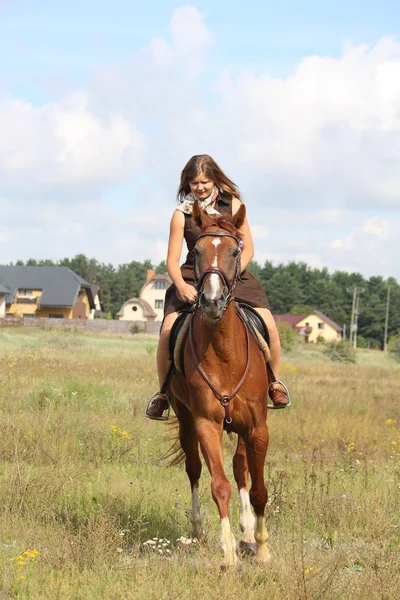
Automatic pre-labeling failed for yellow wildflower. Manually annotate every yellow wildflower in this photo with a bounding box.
[305,566,314,575]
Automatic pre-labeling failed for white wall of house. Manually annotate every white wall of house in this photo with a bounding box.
[119,301,145,321]
[296,314,340,343]
[140,280,169,322]
[0,295,5,317]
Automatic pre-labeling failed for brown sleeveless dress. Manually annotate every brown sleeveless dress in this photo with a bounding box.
[164,194,270,316]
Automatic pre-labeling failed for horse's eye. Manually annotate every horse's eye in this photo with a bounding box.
[232,248,240,257]
[192,248,199,256]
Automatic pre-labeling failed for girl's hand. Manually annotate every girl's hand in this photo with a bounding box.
[176,282,198,303]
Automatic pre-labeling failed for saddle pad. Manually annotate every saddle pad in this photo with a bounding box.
[236,303,271,362]
[169,310,191,373]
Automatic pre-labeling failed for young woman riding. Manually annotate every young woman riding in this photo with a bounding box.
[145,154,289,420]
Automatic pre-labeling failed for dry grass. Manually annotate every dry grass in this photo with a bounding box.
[0,327,399,599]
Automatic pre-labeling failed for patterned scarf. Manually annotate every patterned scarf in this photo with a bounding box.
[177,186,220,215]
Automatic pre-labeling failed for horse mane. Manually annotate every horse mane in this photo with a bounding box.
[200,213,243,240]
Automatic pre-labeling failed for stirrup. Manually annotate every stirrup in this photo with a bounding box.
[145,392,171,421]
[267,380,291,410]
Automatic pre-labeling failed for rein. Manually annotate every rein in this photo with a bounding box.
[189,229,249,432]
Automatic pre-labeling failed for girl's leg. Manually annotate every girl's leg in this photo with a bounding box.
[254,308,289,407]
[253,308,281,377]
[145,312,179,420]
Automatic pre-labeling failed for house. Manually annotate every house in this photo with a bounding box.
[0,284,7,317]
[118,270,172,323]
[274,310,342,343]
[89,283,107,319]
[0,265,95,319]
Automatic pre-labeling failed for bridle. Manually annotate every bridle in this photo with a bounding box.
[192,230,242,305]
[189,229,250,433]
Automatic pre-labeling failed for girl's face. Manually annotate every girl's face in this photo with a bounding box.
[189,172,215,199]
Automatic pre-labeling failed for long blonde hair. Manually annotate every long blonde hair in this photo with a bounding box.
[177,155,241,202]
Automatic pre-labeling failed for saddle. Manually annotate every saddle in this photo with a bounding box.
[169,304,271,374]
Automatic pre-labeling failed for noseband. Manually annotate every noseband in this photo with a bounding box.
[193,231,242,304]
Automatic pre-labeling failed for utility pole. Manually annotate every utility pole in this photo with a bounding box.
[353,294,360,349]
[384,285,390,352]
[349,287,357,346]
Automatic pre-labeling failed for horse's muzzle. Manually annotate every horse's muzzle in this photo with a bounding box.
[199,291,227,321]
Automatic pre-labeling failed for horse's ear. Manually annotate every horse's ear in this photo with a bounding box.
[192,200,203,228]
[233,203,246,230]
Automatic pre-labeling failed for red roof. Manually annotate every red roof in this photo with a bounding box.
[274,314,306,327]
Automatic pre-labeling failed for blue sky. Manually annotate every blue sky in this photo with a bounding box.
[3,1,400,99]
[1,0,400,279]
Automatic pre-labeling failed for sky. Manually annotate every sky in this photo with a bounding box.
[1,0,400,280]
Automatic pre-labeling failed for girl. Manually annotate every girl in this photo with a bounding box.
[146,155,289,419]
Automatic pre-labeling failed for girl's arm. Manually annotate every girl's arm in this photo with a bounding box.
[232,197,254,272]
[166,210,198,303]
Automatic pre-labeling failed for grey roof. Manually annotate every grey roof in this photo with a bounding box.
[0,266,94,308]
[0,284,8,294]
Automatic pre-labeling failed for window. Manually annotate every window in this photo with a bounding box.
[318,322,325,329]
[132,306,138,311]
[155,300,164,309]
[23,314,35,318]
[153,281,167,289]
[19,289,34,295]
[49,314,64,319]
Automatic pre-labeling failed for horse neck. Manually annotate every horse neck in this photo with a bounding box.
[198,302,244,358]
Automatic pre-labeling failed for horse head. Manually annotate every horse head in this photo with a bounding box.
[192,200,246,322]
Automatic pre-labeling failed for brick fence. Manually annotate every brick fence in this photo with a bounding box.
[0,317,161,336]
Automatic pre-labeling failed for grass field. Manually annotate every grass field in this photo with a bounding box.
[0,327,399,599]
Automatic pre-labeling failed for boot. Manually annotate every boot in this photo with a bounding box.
[268,382,290,408]
[145,392,170,420]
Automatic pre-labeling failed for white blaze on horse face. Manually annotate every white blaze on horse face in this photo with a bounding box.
[209,238,222,298]
[239,488,256,543]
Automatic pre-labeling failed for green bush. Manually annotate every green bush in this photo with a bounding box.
[324,340,356,363]
[276,321,298,352]
[388,333,400,361]
[356,335,368,348]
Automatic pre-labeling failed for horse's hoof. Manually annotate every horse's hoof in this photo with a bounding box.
[220,562,243,575]
[255,546,272,565]
[239,540,258,557]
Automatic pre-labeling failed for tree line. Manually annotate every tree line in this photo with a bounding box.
[10,254,400,349]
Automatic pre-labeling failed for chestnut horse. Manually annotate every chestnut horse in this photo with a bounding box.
[169,201,271,569]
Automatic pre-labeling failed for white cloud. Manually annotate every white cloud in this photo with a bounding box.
[361,218,388,238]
[0,6,399,281]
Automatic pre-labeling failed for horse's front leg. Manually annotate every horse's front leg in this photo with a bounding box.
[177,406,203,539]
[246,423,271,565]
[196,418,239,569]
[233,435,257,555]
